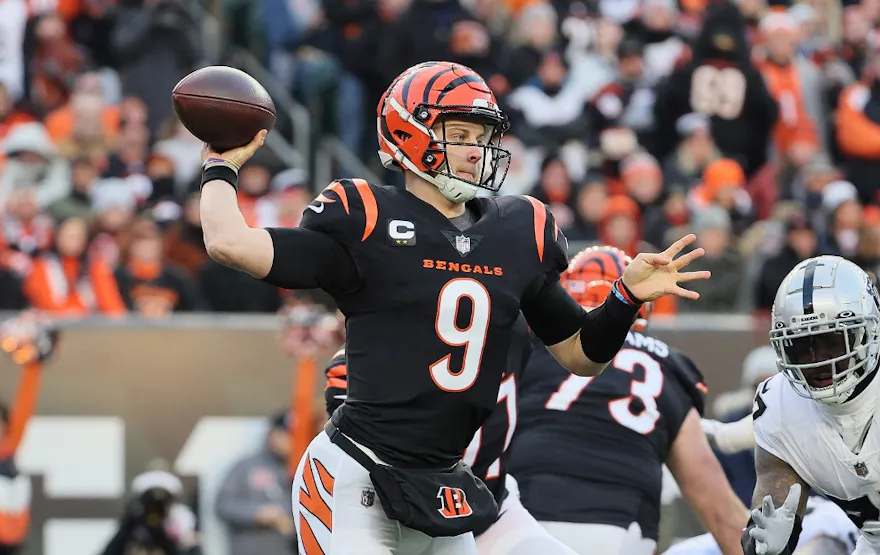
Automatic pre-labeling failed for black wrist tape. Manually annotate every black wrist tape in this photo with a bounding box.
[201,164,238,190]
[578,290,640,363]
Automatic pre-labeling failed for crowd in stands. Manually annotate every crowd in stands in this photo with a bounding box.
[0,0,878,319]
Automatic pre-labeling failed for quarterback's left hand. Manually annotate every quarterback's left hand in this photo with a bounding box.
[621,234,710,303]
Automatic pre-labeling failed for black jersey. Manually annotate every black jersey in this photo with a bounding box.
[324,316,533,505]
[301,179,567,468]
[507,330,707,540]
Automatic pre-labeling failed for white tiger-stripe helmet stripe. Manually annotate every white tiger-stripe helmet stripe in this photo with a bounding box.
[770,255,880,404]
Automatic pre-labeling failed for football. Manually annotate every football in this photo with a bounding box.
[171,66,277,152]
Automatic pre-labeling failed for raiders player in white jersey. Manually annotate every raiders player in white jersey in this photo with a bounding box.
[745,256,880,555]
[666,412,859,555]
[665,495,857,555]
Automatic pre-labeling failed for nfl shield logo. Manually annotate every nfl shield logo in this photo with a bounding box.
[361,489,375,508]
[455,235,471,255]
[855,462,869,477]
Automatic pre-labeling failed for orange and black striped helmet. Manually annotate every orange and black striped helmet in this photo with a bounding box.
[377,61,511,197]
[561,245,652,331]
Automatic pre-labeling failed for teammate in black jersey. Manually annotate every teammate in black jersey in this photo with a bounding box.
[323,317,579,555]
[198,59,710,555]
[508,246,747,555]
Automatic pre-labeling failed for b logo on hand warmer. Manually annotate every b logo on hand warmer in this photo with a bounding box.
[437,487,472,518]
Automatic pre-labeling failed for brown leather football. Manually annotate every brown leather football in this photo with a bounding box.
[171,66,277,152]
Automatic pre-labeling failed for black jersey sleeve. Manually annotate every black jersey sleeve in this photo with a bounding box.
[662,348,709,440]
[324,349,348,416]
[263,227,361,293]
[264,179,375,293]
[666,349,708,416]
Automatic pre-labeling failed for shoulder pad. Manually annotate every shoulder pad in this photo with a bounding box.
[751,374,790,453]
[665,347,709,415]
[502,195,569,274]
[300,178,380,244]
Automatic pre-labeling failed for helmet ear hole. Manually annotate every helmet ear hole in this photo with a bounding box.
[423,152,444,171]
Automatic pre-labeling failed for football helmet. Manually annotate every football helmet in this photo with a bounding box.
[561,245,652,331]
[377,61,511,203]
[770,256,880,404]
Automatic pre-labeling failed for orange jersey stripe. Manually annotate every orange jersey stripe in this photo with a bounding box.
[524,196,547,262]
[315,181,350,214]
[351,179,378,241]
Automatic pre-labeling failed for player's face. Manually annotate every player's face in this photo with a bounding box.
[784,331,852,388]
[436,120,493,184]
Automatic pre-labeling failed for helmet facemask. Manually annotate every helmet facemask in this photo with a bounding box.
[771,314,880,404]
[379,96,511,203]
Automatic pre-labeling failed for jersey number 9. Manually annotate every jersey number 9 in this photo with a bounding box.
[431,278,492,392]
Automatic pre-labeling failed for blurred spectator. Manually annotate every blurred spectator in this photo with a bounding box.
[89,178,140,267]
[28,12,87,114]
[215,411,296,555]
[506,2,560,89]
[506,49,590,148]
[689,158,753,236]
[0,1,28,103]
[48,84,119,163]
[652,1,778,177]
[23,216,126,316]
[839,4,871,79]
[834,50,880,206]
[47,156,98,222]
[114,217,203,317]
[569,176,608,242]
[152,118,203,196]
[678,205,744,313]
[662,113,721,193]
[528,152,577,232]
[754,12,826,181]
[619,152,668,247]
[597,194,655,256]
[822,185,863,258]
[754,212,818,311]
[238,161,280,227]
[112,0,202,136]
[270,169,311,228]
[587,38,655,149]
[0,84,36,144]
[101,469,201,555]
[1,186,54,277]
[0,123,70,209]
[163,187,208,280]
[627,0,688,86]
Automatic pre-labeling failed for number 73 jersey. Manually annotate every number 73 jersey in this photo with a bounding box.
[753,373,880,551]
[301,179,568,469]
[507,331,707,539]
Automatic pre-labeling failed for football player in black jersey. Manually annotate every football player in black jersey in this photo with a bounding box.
[323,317,579,555]
[508,246,747,555]
[198,59,710,555]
